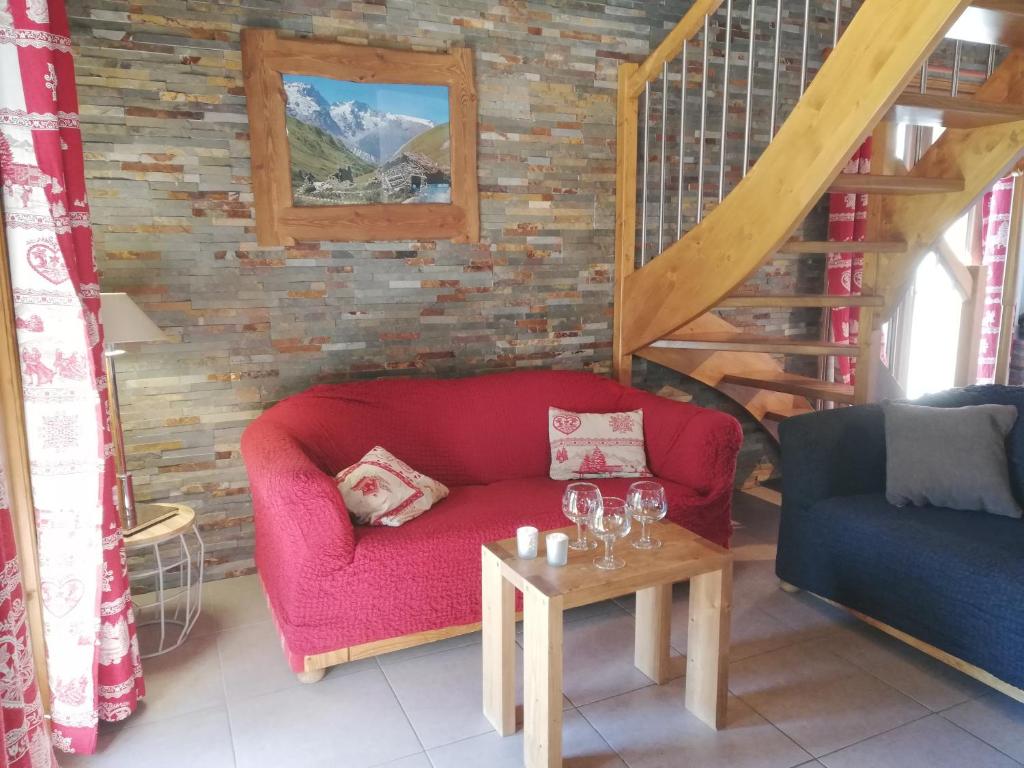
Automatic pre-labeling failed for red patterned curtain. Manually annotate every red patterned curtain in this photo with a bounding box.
[1,0,144,755]
[826,138,871,385]
[975,176,1015,384]
[0,469,56,767]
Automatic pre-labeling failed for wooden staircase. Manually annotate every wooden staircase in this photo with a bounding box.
[614,0,1024,437]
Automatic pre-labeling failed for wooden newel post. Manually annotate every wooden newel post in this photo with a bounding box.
[613,62,640,386]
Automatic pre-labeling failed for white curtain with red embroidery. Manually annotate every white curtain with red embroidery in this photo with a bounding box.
[976,176,1015,384]
[826,138,872,385]
[0,0,144,756]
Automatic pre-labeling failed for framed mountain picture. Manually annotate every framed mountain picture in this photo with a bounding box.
[241,30,479,245]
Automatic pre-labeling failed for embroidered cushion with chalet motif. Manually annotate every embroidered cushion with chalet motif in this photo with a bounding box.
[548,407,652,481]
[336,446,449,526]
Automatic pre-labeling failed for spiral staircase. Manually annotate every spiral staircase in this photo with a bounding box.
[613,0,1024,436]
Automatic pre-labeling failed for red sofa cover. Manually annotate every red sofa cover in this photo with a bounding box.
[240,370,742,671]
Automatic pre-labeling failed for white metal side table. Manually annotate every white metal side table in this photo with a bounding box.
[124,503,204,658]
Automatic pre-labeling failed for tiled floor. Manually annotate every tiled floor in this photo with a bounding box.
[62,493,1024,768]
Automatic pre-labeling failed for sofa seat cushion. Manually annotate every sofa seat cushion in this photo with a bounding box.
[277,475,730,657]
[804,493,1024,687]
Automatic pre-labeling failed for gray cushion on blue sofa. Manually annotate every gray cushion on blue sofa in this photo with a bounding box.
[883,401,1022,519]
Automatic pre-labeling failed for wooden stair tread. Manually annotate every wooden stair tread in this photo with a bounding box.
[779,239,907,254]
[828,174,964,195]
[720,370,856,405]
[763,407,815,422]
[720,294,885,309]
[654,334,860,357]
[890,92,1024,130]
[948,1,1024,47]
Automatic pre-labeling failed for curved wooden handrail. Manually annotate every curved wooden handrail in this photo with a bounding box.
[619,0,974,356]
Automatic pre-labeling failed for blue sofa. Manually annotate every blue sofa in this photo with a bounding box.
[776,385,1024,693]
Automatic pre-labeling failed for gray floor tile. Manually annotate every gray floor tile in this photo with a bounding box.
[191,573,271,637]
[428,709,625,768]
[217,619,377,701]
[729,640,928,757]
[580,680,810,768]
[59,706,235,768]
[229,666,421,768]
[130,631,225,726]
[820,714,1018,768]
[373,754,432,768]
[382,641,496,749]
[944,693,1024,763]
[820,623,989,712]
[559,608,656,707]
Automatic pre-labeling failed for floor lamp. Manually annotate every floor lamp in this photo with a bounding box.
[99,292,165,532]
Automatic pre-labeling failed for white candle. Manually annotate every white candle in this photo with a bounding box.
[546,532,569,567]
[516,526,539,559]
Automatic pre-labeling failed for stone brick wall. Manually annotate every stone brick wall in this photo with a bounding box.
[67,0,861,579]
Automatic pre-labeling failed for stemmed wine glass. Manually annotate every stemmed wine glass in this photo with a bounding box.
[590,496,631,570]
[562,482,600,551]
[627,481,667,550]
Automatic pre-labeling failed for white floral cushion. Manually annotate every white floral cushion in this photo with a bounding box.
[336,446,449,526]
[548,407,651,481]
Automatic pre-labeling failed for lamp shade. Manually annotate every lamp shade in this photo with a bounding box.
[99,292,166,345]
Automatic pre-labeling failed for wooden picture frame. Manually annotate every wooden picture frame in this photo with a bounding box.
[241,29,480,245]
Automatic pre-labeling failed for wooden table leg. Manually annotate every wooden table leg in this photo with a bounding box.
[634,583,672,684]
[685,561,732,729]
[482,549,515,736]
[523,588,563,768]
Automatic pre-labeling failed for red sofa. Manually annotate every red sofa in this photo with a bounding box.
[240,370,742,679]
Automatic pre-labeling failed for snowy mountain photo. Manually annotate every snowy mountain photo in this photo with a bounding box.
[283,75,452,206]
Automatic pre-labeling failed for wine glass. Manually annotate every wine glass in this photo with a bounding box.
[562,482,600,551]
[590,496,631,570]
[627,481,667,550]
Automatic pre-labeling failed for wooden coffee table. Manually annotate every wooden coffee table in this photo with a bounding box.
[481,523,732,768]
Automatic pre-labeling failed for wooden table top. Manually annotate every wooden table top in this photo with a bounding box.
[123,503,196,548]
[483,522,731,610]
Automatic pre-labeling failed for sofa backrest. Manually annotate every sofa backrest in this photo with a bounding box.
[916,384,1024,508]
[251,370,656,486]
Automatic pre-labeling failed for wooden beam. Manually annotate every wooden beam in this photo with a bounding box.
[627,0,725,98]
[721,370,856,404]
[633,313,810,424]
[890,92,1024,130]
[719,294,885,308]
[877,50,1024,307]
[619,0,973,355]
[828,174,964,195]
[935,239,974,300]
[0,201,50,712]
[947,0,1024,47]
[994,174,1024,385]
[654,334,860,357]
[779,239,907,254]
[955,264,987,387]
[613,63,640,386]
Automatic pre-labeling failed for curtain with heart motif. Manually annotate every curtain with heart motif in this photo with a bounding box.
[0,0,144,755]
[975,176,1015,384]
[826,138,871,386]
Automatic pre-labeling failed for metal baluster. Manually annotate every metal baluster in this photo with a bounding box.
[743,0,757,176]
[951,40,963,97]
[698,15,710,223]
[659,62,668,252]
[920,60,929,95]
[719,0,733,202]
[800,0,811,94]
[832,0,841,47]
[769,0,781,137]
[641,82,650,265]
[988,45,997,78]
[677,41,688,239]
